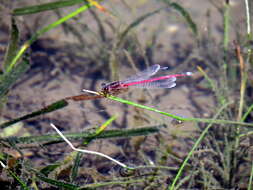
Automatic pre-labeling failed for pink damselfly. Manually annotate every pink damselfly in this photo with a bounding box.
[66,64,191,101]
[101,64,192,95]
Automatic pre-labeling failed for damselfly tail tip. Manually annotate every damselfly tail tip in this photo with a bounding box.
[161,66,169,70]
[185,72,192,76]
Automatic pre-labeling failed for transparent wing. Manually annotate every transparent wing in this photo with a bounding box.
[122,64,161,84]
[129,77,177,88]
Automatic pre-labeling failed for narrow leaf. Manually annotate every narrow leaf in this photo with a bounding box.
[169,2,198,36]
[70,152,82,182]
[12,0,87,16]
[8,3,92,73]
[35,171,78,189]
[40,164,61,176]
[3,17,19,71]
[7,169,29,190]
[118,8,163,46]
[0,99,68,129]
[86,0,107,12]
[0,126,161,144]
[0,54,30,98]
[82,115,117,145]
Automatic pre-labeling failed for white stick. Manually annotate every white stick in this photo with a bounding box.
[245,0,251,35]
[50,123,132,169]
[0,161,6,168]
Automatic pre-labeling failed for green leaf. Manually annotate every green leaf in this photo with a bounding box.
[118,8,163,46]
[8,3,92,73]
[106,95,253,127]
[12,0,87,16]
[0,54,30,98]
[7,169,29,190]
[3,17,19,71]
[0,126,160,144]
[0,99,69,129]
[40,164,61,176]
[70,152,82,182]
[35,171,78,189]
[169,2,198,36]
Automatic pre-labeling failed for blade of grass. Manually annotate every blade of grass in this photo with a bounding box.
[118,8,163,46]
[3,17,19,71]
[168,102,230,190]
[86,0,107,12]
[0,126,160,144]
[248,161,253,190]
[8,169,29,190]
[169,2,198,36]
[241,104,253,122]
[94,115,117,134]
[0,99,68,129]
[197,66,217,91]
[223,1,230,51]
[40,164,61,176]
[106,95,253,128]
[235,43,247,121]
[12,0,87,16]
[0,161,29,190]
[0,54,30,98]
[161,0,197,36]
[70,152,82,182]
[34,169,79,190]
[79,178,146,189]
[82,115,117,144]
[7,3,93,73]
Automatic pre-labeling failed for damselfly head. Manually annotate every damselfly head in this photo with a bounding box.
[101,83,107,88]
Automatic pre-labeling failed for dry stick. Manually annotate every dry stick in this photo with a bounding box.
[50,123,133,169]
[236,44,246,121]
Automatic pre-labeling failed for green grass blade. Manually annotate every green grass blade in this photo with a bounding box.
[223,2,230,50]
[161,0,197,36]
[70,152,82,182]
[83,115,117,144]
[0,99,69,129]
[40,164,61,176]
[168,103,230,190]
[248,161,253,190]
[6,3,92,74]
[0,126,160,145]
[169,2,198,36]
[106,95,253,127]
[8,170,29,190]
[0,54,30,98]
[35,170,78,189]
[197,66,217,91]
[3,17,19,71]
[242,104,253,122]
[12,0,87,16]
[94,115,117,135]
[118,8,162,46]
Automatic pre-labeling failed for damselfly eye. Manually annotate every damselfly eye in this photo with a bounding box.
[101,83,106,87]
